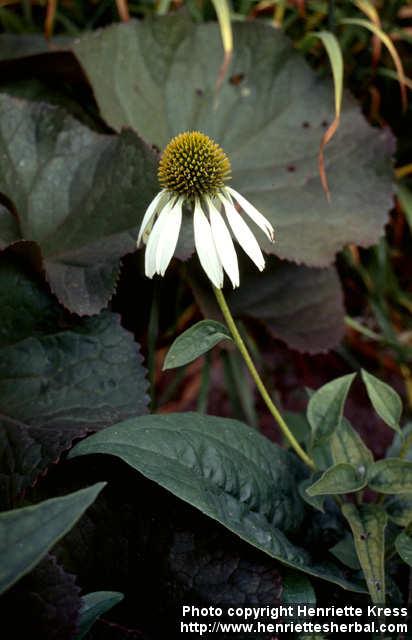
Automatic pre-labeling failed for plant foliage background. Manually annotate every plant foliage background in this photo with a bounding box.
[0,0,412,638]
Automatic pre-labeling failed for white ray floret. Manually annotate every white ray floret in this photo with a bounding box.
[206,195,239,288]
[226,186,275,242]
[218,191,266,272]
[137,189,168,247]
[154,197,184,276]
[193,198,224,289]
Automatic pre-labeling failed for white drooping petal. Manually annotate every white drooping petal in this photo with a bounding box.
[137,189,169,247]
[225,186,275,242]
[219,193,265,271]
[155,198,183,276]
[193,199,224,289]
[207,196,239,288]
[145,200,175,278]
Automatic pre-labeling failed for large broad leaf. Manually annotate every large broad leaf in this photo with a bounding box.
[0,93,158,315]
[0,261,149,505]
[73,14,394,267]
[228,259,344,353]
[0,554,81,640]
[0,482,105,595]
[69,413,365,592]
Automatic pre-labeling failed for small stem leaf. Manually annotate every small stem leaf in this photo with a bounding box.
[69,414,364,592]
[163,320,232,370]
[385,495,412,527]
[342,503,387,604]
[329,533,361,570]
[386,422,412,460]
[367,459,412,494]
[307,373,356,446]
[0,483,105,595]
[361,369,402,433]
[299,477,325,512]
[395,531,412,567]
[331,418,374,470]
[306,463,366,497]
[76,591,124,640]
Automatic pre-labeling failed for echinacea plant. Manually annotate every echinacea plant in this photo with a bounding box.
[137,130,313,470]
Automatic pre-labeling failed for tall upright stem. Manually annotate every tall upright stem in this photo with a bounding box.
[214,286,315,470]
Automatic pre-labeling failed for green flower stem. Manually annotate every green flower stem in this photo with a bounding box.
[213,286,316,470]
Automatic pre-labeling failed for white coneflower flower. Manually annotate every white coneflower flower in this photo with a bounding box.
[136,131,275,289]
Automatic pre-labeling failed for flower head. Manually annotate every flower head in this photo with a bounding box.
[137,131,275,288]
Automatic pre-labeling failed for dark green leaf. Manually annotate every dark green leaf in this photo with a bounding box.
[307,373,356,446]
[0,483,105,595]
[306,463,366,496]
[0,261,148,505]
[228,259,344,353]
[73,15,394,267]
[0,554,81,640]
[0,93,158,315]
[69,413,365,592]
[163,320,231,370]
[282,570,316,604]
[395,531,412,567]
[341,504,387,604]
[367,459,412,494]
[0,204,19,248]
[76,591,124,640]
[361,369,402,434]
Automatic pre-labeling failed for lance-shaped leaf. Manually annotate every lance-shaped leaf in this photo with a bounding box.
[69,413,365,592]
[306,463,366,496]
[361,369,402,434]
[163,320,231,370]
[0,482,105,595]
[329,533,360,570]
[307,373,356,446]
[385,495,412,527]
[299,477,325,512]
[0,262,148,505]
[395,531,412,567]
[72,14,394,267]
[0,93,158,315]
[367,459,412,494]
[342,503,387,604]
[331,418,374,471]
[76,591,124,640]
